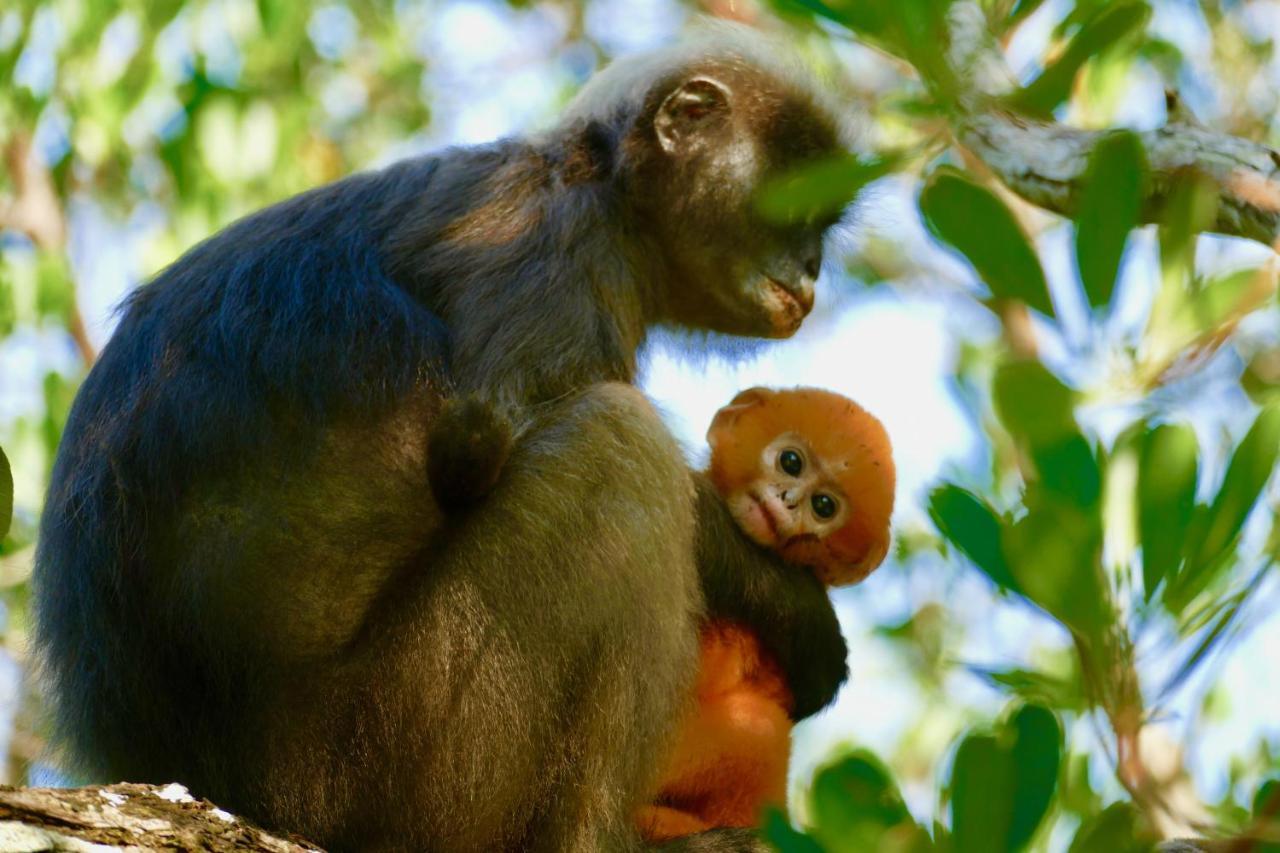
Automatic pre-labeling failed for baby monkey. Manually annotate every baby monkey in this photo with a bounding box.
[638,386,895,841]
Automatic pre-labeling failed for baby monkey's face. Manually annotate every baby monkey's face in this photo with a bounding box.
[726,431,849,557]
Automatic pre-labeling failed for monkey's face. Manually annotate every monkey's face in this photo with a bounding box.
[724,433,850,556]
[636,67,841,339]
[708,386,895,586]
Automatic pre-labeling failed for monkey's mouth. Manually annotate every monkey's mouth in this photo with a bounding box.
[739,492,785,547]
[762,276,813,336]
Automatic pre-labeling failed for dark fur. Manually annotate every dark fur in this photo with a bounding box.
[427,397,514,510]
[34,29,846,853]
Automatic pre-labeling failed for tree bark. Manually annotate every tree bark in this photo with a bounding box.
[0,783,321,852]
[946,2,1280,250]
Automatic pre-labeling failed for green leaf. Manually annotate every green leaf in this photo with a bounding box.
[967,664,1085,712]
[0,445,11,543]
[1254,779,1280,853]
[1003,503,1108,636]
[1075,131,1146,310]
[1006,705,1061,850]
[928,485,1018,591]
[1176,406,1280,603]
[992,360,1077,448]
[1068,803,1153,853]
[920,169,1054,317]
[1005,2,1152,117]
[761,806,827,853]
[809,751,928,852]
[1031,433,1102,509]
[1137,423,1198,600]
[756,154,893,227]
[952,705,1062,853]
[952,734,1015,853]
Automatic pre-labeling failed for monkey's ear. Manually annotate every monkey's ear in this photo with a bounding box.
[707,387,769,439]
[655,77,731,155]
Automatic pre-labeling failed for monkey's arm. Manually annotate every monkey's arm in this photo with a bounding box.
[691,474,848,720]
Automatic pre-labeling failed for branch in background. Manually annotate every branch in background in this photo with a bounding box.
[947,2,1280,251]
[0,135,97,365]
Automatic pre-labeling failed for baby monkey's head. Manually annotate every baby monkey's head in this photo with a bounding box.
[707,387,895,586]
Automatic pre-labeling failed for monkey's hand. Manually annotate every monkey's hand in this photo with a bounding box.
[691,473,849,721]
[427,396,514,510]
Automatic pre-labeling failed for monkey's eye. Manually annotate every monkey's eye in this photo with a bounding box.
[811,493,837,519]
[778,449,803,476]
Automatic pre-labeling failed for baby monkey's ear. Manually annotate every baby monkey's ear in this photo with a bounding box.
[707,386,772,441]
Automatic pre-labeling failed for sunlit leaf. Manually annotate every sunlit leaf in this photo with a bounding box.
[1175,406,1280,604]
[1075,130,1146,310]
[1005,2,1151,118]
[1138,423,1198,601]
[0,445,11,542]
[920,169,1054,316]
[929,485,1018,591]
[992,360,1077,448]
[756,154,893,227]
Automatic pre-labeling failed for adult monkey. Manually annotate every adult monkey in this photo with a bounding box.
[34,25,848,853]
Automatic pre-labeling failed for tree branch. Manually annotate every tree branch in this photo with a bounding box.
[0,783,319,852]
[946,2,1280,250]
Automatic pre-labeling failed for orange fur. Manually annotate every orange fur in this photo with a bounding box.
[708,387,895,586]
[640,387,895,842]
[638,622,792,842]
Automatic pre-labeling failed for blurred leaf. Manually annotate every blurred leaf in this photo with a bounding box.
[952,704,1061,853]
[35,252,75,324]
[951,734,1015,853]
[1151,173,1219,344]
[0,264,15,337]
[1003,503,1108,635]
[1075,131,1146,310]
[929,485,1018,591]
[992,360,1077,447]
[968,665,1085,712]
[1162,584,1250,698]
[1175,406,1280,605]
[920,169,1054,316]
[1138,423,1198,601]
[0,445,11,542]
[1005,2,1151,118]
[756,154,894,227]
[761,806,827,853]
[1030,433,1102,509]
[1068,802,1153,852]
[1242,348,1280,405]
[1254,779,1280,853]
[809,751,931,852]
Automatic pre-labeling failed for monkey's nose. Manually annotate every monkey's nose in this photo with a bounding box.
[803,256,821,280]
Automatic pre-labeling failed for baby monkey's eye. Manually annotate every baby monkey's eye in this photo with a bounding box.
[811,493,837,519]
[778,449,803,476]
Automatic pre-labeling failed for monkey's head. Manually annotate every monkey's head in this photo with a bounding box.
[562,26,848,339]
[707,387,895,586]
